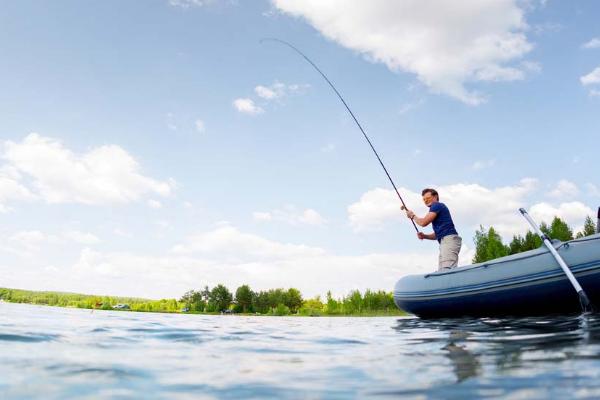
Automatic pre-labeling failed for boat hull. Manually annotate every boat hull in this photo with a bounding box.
[394,235,600,318]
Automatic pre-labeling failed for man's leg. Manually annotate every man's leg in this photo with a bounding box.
[439,235,462,269]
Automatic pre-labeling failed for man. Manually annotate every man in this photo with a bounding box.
[405,188,462,271]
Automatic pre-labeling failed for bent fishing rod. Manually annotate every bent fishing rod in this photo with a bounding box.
[261,38,419,233]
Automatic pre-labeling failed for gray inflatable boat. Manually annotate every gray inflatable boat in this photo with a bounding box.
[394,234,600,318]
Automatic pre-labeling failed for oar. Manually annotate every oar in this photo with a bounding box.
[519,208,593,313]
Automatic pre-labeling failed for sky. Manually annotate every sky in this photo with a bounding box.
[0,0,599,300]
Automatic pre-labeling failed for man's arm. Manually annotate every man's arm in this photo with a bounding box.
[417,232,436,241]
[405,210,437,227]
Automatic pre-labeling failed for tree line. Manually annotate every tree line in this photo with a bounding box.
[0,288,181,312]
[0,286,404,316]
[179,285,400,316]
[473,215,597,264]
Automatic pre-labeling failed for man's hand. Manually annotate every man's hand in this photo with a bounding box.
[406,210,416,220]
[417,232,426,240]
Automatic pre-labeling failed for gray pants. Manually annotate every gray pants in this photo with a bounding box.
[438,234,462,270]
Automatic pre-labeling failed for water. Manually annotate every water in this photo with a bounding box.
[2,302,600,399]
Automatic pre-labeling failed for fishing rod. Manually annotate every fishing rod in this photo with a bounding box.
[261,38,419,233]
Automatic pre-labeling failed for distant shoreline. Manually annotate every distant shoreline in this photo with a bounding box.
[0,287,408,317]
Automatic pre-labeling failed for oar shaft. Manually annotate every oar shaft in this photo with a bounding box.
[519,208,591,311]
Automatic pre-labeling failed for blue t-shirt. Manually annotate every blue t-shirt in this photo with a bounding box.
[429,202,458,242]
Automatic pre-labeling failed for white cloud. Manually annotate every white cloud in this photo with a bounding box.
[590,89,600,97]
[399,98,425,114]
[0,166,34,212]
[347,178,597,240]
[113,228,133,238]
[2,226,439,299]
[472,159,496,170]
[531,21,562,36]
[168,0,213,8]
[252,211,273,222]
[272,0,534,105]
[2,229,100,257]
[253,205,327,226]
[348,178,540,237]
[581,67,600,86]
[582,38,600,49]
[586,183,600,197]
[76,248,436,299]
[348,187,418,232]
[233,98,264,115]
[236,81,309,115]
[8,230,53,253]
[548,179,579,199]
[2,133,173,206]
[529,202,595,232]
[299,209,326,225]
[155,219,172,230]
[255,83,284,100]
[63,230,101,245]
[521,60,542,73]
[171,225,326,261]
[254,81,310,100]
[148,199,163,209]
[195,119,205,132]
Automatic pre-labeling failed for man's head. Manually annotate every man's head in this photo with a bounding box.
[421,188,439,207]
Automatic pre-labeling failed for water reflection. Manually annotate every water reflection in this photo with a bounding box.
[393,313,600,383]
[443,330,480,382]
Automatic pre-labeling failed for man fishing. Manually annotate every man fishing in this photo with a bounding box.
[404,188,462,270]
[264,40,461,269]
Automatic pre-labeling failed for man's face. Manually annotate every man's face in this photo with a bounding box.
[422,192,436,207]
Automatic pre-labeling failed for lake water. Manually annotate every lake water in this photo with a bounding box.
[2,302,600,399]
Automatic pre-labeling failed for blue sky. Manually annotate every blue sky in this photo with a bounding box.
[0,0,599,299]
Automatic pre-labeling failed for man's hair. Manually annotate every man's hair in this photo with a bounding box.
[421,188,439,199]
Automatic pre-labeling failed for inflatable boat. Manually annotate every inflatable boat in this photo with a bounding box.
[393,234,600,318]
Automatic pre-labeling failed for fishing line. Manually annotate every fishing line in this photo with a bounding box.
[260,38,419,232]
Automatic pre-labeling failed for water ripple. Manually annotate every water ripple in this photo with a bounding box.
[0,332,59,342]
[3,302,600,399]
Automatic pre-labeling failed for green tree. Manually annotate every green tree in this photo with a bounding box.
[209,284,232,312]
[522,230,542,251]
[180,290,196,306]
[235,285,254,313]
[284,288,303,313]
[473,226,509,263]
[548,216,573,241]
[252,291,270,314]
[201,285,211,302]
[344,290,363,314]
[299,296,324,316]
[325,291,340,314]
[179,290,205,311]
[101,298,113,310]
[508,235,525,255]
[576,216,596,238]
[272,303,290,316]
[264,289,286,310]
